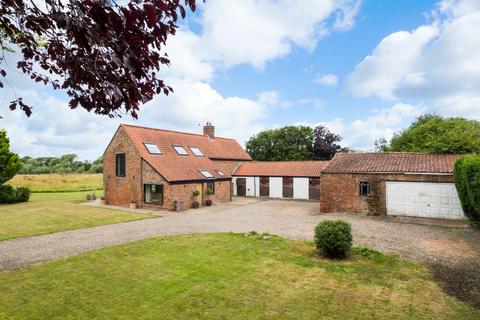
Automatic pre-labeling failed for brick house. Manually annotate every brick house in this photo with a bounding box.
[320,152,465,220]
[232,161,329,200]
[103,123,251,210]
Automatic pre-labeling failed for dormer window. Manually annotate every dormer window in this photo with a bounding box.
[215,170,225,176]
[144,143,161,155]
[189,146,204,156]
[199,169,214,178]
[173,144,188,156]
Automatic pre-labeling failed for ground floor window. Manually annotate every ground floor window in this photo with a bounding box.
[359,181,371,197]
[207,181,215,194]
[144,184,164,204]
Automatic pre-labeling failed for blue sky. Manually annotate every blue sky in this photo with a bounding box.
[1,0,479,160]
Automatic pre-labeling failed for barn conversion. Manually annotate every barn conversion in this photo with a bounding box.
[103,123,251,210]
[232,161,329,200]
[320,152,465,220]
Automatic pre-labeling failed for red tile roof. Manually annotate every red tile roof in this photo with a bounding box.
[120,124,251,182]
[234,161,329,177]
[322,152,460,174]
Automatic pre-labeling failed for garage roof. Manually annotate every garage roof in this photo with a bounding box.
[234,161,329,177]
[322,152,461,174]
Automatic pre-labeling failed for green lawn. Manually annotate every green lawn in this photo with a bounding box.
[0,191,153,241]
[0,233,477,319]
[8,173,103,192]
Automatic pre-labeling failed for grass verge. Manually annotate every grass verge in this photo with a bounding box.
[0,233,477,319]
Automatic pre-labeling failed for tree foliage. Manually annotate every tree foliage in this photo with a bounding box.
[383,114,480,154]
[454,155,480,228]
[246,125,348,161]
[19,154,103,174]
[0,129,21,184]
[0,0,197,118]
[246,126,314,161]
[312,125,348,160]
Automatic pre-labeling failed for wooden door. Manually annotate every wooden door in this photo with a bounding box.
[236,178,246,196]
[260,177,269,197]
[194,183,203,203]
[309,178,320,200]
[282,177,293,198]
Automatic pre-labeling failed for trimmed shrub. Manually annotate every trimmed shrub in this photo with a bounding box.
[0,184,17,203]
[15,187,31,203]
[314,220,352,259]
[454,155,480,228]
[0,185,31,203]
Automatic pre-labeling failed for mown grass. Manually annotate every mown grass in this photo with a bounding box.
[0,233,477,319]
[7,173,103,192]
[0,191,153,241]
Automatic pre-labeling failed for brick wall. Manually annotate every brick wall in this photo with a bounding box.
[203,179,231,204]
[104,128,233,211]
[103,127,142,206]
[143,159,232,210]
[320,173,454,214]
[211,159,245,176]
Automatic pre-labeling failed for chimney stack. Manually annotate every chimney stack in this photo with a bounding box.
[203,121,215,139]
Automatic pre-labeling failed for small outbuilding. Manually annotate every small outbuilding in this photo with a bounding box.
[232,161,329,200]
[320,152,465,220]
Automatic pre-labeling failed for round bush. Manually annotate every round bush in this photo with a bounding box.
[314,220,352,259]
[0,184,17,203]
[0,185,31,203]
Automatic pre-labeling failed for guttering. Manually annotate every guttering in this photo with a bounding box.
[404,172,452,176]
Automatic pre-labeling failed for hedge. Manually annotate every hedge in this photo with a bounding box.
[453,155,480,228]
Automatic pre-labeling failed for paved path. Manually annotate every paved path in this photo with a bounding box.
[1,198,479,271]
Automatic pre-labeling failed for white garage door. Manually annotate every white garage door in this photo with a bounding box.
[386,182,465,220]
[293,178,309,199]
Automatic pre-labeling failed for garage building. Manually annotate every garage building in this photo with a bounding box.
[232,161,329,200]
[320,152,465,220]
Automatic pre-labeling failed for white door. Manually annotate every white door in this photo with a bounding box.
[386,182,465,220]
[293,178,309,199]
[269,177,283,198]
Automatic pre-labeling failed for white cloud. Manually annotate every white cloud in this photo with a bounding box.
[315,74,338,87]
[346,0,480,118]
[257,91,291,109]
[0,0,363,159]
[198,0,361,69]
[299,98,324,110]
[296,103,424,150]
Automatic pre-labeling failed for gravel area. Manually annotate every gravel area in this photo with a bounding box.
[1,197,479,272]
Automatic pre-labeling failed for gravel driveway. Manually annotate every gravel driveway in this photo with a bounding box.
[1,197,479,271]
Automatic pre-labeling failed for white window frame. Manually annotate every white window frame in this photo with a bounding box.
[144,143,162,155]
[173,144,188,156]
[189,146,204,157]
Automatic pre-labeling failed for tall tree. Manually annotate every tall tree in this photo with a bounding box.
[311,125,348,160]
[246,126,314,161]
[0,129,21,184]
[385,114,480,154]
[0,0,197,118]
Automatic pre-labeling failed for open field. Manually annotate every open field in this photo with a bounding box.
[0,233,477,319]
[7,174,103,192]
[0,191,152,241]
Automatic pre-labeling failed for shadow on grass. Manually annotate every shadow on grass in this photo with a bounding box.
[430,259,480,309]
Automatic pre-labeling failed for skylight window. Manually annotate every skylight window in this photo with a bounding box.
[199,170,214,178]
[215,170,225,176]
[173,144,188,156]
[189,146,204,156]
[144,143,161,155]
